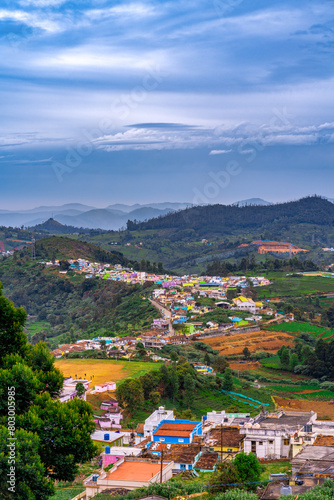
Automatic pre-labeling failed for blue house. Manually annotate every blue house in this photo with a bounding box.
[152,419,202,444]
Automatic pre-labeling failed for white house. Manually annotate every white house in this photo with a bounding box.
[58,377,91,403]
[240,411,316,460]
[144,406,174,437]
[94,381,117,393]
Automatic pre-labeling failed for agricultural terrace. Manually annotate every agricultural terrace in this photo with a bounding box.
[275,396,334,420]
[266,321,334,341]
[201,330,295,356]
[257,274,334,298]
[55,359,160,387]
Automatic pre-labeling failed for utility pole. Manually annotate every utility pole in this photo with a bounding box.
[220,424,223,462]
[160,449,164,483]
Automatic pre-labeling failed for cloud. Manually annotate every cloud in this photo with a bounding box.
[209,149,232,155]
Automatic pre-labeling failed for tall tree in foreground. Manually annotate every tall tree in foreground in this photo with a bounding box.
[0,283,97,499]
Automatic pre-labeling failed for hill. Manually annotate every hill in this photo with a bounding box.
[127,196,334,234]
[76,196,334,273]
[20,235,132,266]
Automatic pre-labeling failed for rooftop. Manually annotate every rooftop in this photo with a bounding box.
[106,461,168,481]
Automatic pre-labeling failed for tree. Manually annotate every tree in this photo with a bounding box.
[116,379,144,414]
[100,340,107,351]
[243,347,251,360]
[204,352,211,365]
[222,368,233,392]
[149,391,161,406]
[184,373,195,409]
[75,381,86,398]
[0,282,98,492]
[233,452,262,489]
[209,461,240,493]
[289,353,299,372]
[0,283,27,362]
[0,427,54,499]
[213,355,229,374]
[170,351,179,362]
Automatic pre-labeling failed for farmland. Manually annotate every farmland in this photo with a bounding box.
[266,321,334,340]
[257,275,334,298]
[201,330,295,356]
[55,359,160,387]
[275,396,334,419]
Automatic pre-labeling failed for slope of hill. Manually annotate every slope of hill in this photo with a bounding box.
[0,242,159,347]
[20,235,131,265]
[76,196,334,273]
[127,196,334,234]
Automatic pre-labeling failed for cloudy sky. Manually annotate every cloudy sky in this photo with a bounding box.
[0,0,333,209]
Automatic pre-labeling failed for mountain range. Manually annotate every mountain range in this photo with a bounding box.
[1,197,333,231]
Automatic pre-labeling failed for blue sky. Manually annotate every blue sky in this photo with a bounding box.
[0,0,333,209]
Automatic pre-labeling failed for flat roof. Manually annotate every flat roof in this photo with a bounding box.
[107,461,166,481]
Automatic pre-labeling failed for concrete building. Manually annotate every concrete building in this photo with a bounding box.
[143,407,174,437]
[84,457,174,498]
[240,411,316,459]
[152,420,202,445]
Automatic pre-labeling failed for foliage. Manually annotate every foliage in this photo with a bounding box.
[215,490,258,500]
[0,284,97,496]
[222,368,234,391]
[233,452,262,489]
[209,461,240,493]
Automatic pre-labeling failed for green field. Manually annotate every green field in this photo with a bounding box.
[267,385,320,392]
[258,275,334,298]
[265,322,334,340]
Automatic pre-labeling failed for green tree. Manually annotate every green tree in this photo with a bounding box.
[75,381,86,398]
[184,373,195,409]
[0,283,27,362]
[149,391,160,406]
[116,379,144,415]
[209,461,240,493]
[289,353,299,372]
[0,427,54,499]
[243,347,251,360]
[213,355,229,374]
[233,452,262,489]
[222,367,234,392]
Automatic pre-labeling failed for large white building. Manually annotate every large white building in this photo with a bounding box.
[240,411,316,459]
[143,406,174,437]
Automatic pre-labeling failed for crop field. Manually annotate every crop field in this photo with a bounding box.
[257,276,334,298]
[202,330,295,356]
[266,322,334,340]
[229,361,261,371]
[275,396,334,419]
[55,359,160,387]
[268,385,320,393]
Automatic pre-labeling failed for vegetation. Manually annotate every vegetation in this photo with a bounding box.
[0,283,97,498]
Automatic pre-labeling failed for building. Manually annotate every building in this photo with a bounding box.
[232,296,256,313]
[251,240,308,255]
[84,457,174,498]
[152,419,202,444]
[94,381,117,393]
[143,407,174,437]
[204,426,244,460]
[58,377,91,403]
[91,430,124,447]
[292,444,334,477]
[101,446,141,468]
[240,410,316,460]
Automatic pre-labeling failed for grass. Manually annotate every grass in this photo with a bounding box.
[267,385,319,392]
[257,275,334,298]
[51,486,85,500]
[54,359,161,387]
[265,322,334,340]
[261,356,281,369]
[260,461,291,481]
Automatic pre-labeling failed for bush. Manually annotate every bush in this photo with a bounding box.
[215,490,258,500]
[320,381,334,392]
[310,379,320,386]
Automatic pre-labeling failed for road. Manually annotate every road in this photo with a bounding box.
[149,299,175,336]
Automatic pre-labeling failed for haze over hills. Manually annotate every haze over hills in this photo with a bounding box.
[0,197,333,231]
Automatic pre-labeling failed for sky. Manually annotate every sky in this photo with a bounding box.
[0,0,334,209]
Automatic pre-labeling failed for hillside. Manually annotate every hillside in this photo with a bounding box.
[0,254,159,348]
[76,197,334,273]
[20,236,131,266]
[127,196,334,234]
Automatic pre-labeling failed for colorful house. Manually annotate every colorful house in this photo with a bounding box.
[152,419,202,444]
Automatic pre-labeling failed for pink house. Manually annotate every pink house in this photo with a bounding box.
[95,381,117,393]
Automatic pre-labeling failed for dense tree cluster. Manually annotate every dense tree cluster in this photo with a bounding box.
[0,283,97,499]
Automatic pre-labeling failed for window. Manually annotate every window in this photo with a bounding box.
[269,440,274,444]
[160,438,165,442]
[178,439,184,443]
[180,464,186,470]
[283,439,290,446]
[188,465,192,470]
[259,442,263,445]
[227,448,233,452]
[251,441,256,453]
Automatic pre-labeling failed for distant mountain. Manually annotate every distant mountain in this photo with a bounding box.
[107,202,192,212]
[232,198,273,206]
[127,196,334,237]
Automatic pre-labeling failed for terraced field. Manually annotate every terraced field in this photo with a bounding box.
[202,330,295,355]
[266,321,334,340]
